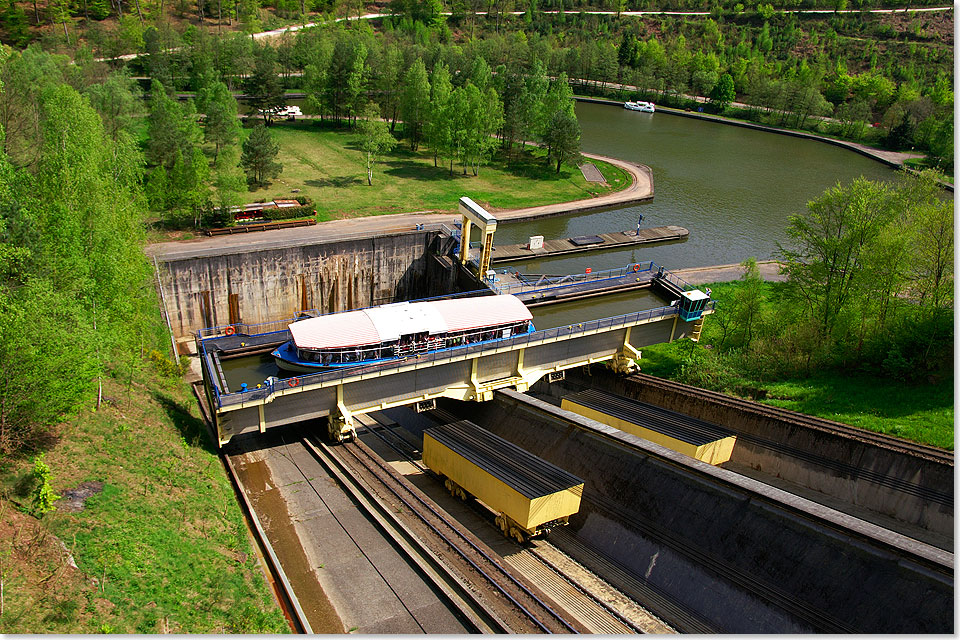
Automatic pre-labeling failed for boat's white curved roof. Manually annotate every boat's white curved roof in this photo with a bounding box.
[289,295,533,349]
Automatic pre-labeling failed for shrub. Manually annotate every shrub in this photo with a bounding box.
[31,453,60,516]
[148,349,187,378]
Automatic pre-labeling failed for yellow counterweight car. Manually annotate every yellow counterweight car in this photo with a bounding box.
[423,420,584,543]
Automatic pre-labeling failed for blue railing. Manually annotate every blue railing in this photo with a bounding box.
[490,262,656,296]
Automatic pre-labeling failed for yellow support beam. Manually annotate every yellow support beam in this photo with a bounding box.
[458,196,497,275]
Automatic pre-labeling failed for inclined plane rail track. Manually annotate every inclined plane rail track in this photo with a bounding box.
[322,434,582,634]
[359,415,654,634]
[427,405,863,633]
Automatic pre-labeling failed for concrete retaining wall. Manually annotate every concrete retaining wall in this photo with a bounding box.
[157,230,453,340]
[542,368,953,541]
[457,390,953,633]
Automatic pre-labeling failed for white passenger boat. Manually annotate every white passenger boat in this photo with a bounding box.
[272,295,535,373]
[624,101,655,113]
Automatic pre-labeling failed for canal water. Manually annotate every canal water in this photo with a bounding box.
[220,104,902,389]
[492,101,898,274]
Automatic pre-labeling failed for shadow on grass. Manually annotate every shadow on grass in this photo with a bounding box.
[382,158,466,181]
[306,176,363,188]
[151,391,217,455]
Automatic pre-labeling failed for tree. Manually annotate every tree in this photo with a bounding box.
[343,42,368,125]
[85,72,142,141]
[400,58,430,151]
[199,80,240,162]
[241,122,282,186]
[709,73,736,112]
[356,103,397,186]
[170,147,211,227]
[901,171,953,310]
[454,81,503,176]
[146,80,202,169]
[377,43,404,132]
[0,84,157,455]
[425,61,453,168]
[541,109,580,173]
[244,44,286,125]
[31,453,60,516]
[538,72,575,141]
[212,144,248,225]
[777,178,891,336]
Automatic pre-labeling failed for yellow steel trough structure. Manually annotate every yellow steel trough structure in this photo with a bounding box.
[201,300,714,446]
[423,421,584,542]
[561,389,736,465]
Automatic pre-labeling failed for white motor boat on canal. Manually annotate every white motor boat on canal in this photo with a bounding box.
[272,295,535,373]
[624,101,655,113]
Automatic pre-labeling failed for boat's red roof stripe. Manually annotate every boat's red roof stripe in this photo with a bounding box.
[289,310,381,348]
[431,296,532,332]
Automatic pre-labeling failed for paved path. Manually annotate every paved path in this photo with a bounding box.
[146,152,653,259]
[672,260,785,286]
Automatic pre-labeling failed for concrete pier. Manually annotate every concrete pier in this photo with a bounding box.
[490,226,688,264]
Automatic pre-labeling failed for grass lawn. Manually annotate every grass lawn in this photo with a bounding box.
[0,361,288,634]
[242,120,631,220]
[639,280,954,450]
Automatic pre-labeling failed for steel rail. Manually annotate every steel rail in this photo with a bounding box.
[526,544,648,633]
[297,436,508,633]
[570,387,952,506]
[329,436,580,633]
[364,412,709,634]
[357,417,647,634]
[629,373,954,464]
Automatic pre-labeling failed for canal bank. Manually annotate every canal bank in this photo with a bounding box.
[575,96,931,173]
[146,149,653,260]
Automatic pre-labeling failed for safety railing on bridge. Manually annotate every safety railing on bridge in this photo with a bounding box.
[488,262,654,296]
[655,264,697,293]
[489,260,705,297]
[205,300,715,410]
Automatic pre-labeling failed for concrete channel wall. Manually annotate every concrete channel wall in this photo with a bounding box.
[156,230,453,340]
[546,368,953,540]
[461,389,952,633]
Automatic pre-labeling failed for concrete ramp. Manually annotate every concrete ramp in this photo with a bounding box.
[454,389,952,633]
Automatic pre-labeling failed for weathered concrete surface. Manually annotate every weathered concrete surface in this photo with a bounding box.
[671,260,785,285]
[545,368,954,544]
[230,433,469,633]
[155,230,451,340]
[454,389,953,634]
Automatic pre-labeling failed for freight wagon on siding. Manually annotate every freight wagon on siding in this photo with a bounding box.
[423,421,584,543]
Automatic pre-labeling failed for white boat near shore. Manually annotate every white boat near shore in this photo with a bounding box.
[624,101,655,113]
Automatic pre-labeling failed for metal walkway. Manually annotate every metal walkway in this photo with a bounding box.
[485,261,695,307]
